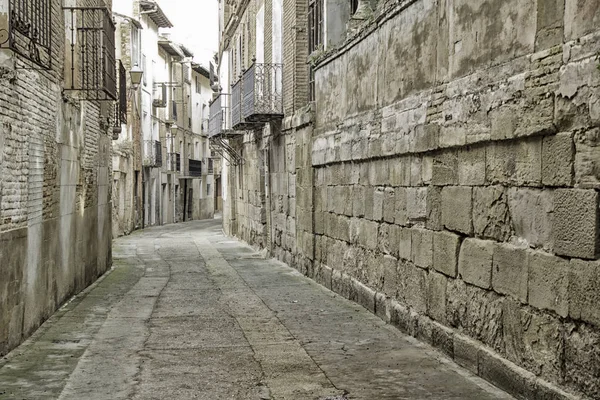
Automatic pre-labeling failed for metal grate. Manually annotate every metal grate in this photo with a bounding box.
[0,0,52,69]
[117,60,127,124]
[242,63,283,122]
[208,93,228,137]
[142,140,162,167]
[167,153,181,173]
[64,6,117,101]
[188,159,202,177]
[231,79,242,128]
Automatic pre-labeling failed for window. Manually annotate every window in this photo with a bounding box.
[63,6,117,100]
[142,54,147,86]
[308,0,323,102]
[308,0,324,55]
[131,25,141,67]
[195,76,201,94]
[2,0,52,69]
[351,0,359,15]
[207,184,211,196]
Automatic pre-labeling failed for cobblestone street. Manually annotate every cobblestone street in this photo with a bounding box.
[0,220,513,399]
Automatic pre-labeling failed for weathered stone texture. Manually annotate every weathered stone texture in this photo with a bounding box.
[433,231,460,277]
[492,244,529,303]
[458,238,493,289]
[553,189,599,259]
[472,186,512,242]
[568,259,600,327]
[507,188,554,251]
[441,186,473,235]
[542,133,574,187]
[564,322,600,398]
[503,299,564,382]
[528,252,569,318]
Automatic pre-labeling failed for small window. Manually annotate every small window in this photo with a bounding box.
[207,184,211,196]
[195,76,201,94]
[142,54,147,86]
[351,0,359,15]
[131,25,141,66]
[308,0,324,102]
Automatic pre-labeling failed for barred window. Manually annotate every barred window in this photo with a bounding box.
[0,0,52,69]
[308,0,323,102]
[308,0,323,55]
[64,6,117,101]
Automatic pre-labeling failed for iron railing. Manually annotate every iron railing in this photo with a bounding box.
[231,79,242,129]
[64,6,117,101]
[167,153,181,173]
[187,159,202,177]
[208,93,229,137]
[143,140,162,167]
[242,63,283,122]
[0,0,52,69]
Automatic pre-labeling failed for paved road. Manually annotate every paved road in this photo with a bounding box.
[0,219,513,400]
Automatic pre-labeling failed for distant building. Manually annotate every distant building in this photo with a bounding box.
[112,0,221,235]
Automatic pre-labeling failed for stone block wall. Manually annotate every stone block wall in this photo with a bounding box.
[221,0,600,397]
[0,0,113,356]
[307,0,600,398]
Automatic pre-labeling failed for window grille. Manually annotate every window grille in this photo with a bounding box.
[116,60,127,124]
[308,0,323,102]
[0,0,52,69]
[64,6,117,101]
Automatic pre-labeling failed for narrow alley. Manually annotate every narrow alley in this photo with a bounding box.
[0,220,513,400]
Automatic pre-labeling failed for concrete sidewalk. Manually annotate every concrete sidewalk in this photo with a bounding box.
[0,220,514,399]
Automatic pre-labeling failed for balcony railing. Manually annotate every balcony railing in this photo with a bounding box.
[231,79,242,129]
[208,93,229,137]
[242,63,283,122]
[167,153,181,173]
[142,140,162,167]
[187,159,202,177]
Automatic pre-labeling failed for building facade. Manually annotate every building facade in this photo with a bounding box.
[112,0,220,235]
[213,0,600,399]
[0,0,116,355]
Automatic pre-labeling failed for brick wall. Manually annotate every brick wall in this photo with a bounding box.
[0,0,113,356]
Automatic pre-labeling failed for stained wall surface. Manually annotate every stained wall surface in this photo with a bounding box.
[0,0,113,356]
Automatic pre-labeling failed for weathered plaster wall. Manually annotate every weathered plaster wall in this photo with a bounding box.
[309,0,600,398]
[0,0,113,356]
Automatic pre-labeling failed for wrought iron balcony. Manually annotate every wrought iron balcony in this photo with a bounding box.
[187,159,202,178]
[208,93,229,137]
[143,140,162,167]
[167,153,181,173]
[241,63,283,122]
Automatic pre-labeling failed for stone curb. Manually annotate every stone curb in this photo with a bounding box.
[309,262,587,400]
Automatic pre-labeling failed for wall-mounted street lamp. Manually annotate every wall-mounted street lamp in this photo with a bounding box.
[170,124,178,136]
[130,64,144,90]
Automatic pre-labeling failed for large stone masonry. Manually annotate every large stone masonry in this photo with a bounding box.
[308,0,600,398]
[221,0,600,398]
